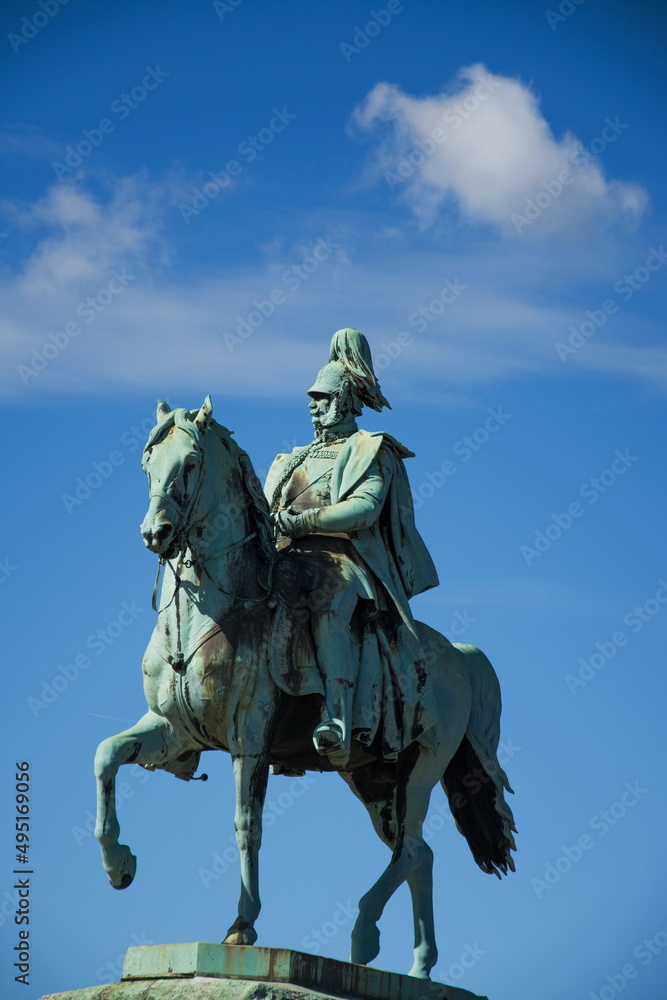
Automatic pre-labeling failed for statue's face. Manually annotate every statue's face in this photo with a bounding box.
[309,392,335,430]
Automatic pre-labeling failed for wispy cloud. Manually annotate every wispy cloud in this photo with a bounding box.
[416,576,622,617]
[7,173,172,295]
[0,124,64,159]
[1,165,664,402]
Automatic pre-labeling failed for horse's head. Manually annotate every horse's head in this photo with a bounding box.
[140,396,213,557]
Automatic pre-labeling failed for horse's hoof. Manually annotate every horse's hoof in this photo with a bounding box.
[107,846,137,890]
[350,919,380,966]
[111,873,133,890]
[223,922,257,946]
[409,945,436,980]
[408,965,432,980]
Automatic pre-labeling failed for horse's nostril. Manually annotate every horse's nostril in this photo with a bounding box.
[154,524,172,544]
[141,521,173,548]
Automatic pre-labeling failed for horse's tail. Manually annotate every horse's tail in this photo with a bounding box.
[441,643,517,878]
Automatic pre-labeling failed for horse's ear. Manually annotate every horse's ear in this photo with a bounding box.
[194,394,213,431]
[156,400,170,422]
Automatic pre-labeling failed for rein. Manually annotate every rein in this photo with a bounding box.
[151,529,270,612]
[148,429,275,613]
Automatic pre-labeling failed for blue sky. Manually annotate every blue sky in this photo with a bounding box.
[1,2,666,999]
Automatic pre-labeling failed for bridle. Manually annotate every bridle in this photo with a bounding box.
[145,428,275,613]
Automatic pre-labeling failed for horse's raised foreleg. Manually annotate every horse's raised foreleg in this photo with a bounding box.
[94,711,191,889]
[223,753,269,946]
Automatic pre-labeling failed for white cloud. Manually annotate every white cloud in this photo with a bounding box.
[353,64,647,237]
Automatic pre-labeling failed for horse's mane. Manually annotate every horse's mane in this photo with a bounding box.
[145,408,274,562]
[213,423,275,562]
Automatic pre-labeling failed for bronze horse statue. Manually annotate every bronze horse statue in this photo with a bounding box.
[94,397,516,980]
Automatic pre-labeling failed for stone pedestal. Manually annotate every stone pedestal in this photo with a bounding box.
[39,944,488,1000]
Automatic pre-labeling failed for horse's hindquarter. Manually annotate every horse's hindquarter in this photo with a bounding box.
[415,621,472,758]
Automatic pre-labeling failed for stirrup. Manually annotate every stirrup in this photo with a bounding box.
[313,719,345,756]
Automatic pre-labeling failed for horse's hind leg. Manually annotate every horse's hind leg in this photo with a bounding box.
[349,774,438,978]
[341,751,442,978]
[94,711,191,888]
[338,769,398,967]
[405,834,437,979]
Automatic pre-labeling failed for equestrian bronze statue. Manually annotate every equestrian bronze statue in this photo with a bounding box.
[94,329,516,981]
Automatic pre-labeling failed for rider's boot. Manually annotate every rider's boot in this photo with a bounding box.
[313,677,354,766]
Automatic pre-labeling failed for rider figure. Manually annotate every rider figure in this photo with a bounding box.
[264,329,438,766]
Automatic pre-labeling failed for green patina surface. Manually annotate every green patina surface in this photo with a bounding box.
[122,943,452,999]
[39,944,488,1000]
[91,330,516,983]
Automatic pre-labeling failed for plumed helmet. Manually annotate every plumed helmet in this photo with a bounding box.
[307,360,347,396]
[307,329,391,412]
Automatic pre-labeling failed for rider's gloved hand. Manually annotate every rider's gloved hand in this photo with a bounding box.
[272,508,318,540]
